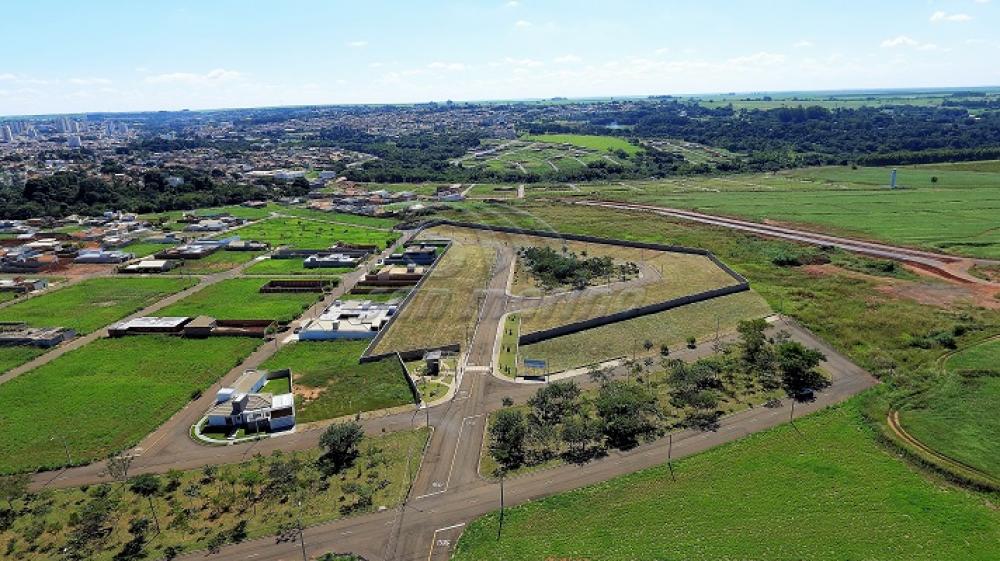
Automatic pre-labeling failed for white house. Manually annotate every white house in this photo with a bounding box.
[206,369,295,433]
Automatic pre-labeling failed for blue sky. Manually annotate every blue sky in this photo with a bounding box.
[1,0,998,115]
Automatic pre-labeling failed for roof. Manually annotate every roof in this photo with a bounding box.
[110,316,189,330]
[186,315,217,329]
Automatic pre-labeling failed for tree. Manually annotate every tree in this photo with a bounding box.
[240,469,263,515]
[527,381,580,425]
[128,474,162,534]
[775,341,828,397]
[595,380,659,449]
[114,517,150,561]
[319,421,365,474]
[489,408,528,470]
[667,358,724,429]
[0,473,29,510]
[63,485,119,561]
[105,451,133,487]
[561,415,601,462]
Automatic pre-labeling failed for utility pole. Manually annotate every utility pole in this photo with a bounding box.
[667,432,675,481]
[51,434,71,465]
[296,500,308,561]
[497,470,506,540]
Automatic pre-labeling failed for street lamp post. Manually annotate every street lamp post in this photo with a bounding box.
[51,434,71,465]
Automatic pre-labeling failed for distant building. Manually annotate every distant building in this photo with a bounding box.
[66,135,82,149]
[0,125,13,143]
[74,248,133,263]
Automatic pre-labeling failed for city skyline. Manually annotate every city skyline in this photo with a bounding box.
[2,0,999,116]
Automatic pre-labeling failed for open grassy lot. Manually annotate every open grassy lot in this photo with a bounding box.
[372,239,494,354]
[172,249,264,274]
[233,217,399,250]
[455,402,1000,561]
[436,201,998,382]
[243,257,351,276]
[0,346,46,373]
[0,336,259,473]
[260,340,414,423]
[899,338,1000,479]
[0,429,428,561]
[524,133,641,155]
[522,290,772,372]
[584,165,1000,259]
[267,203,399,229]
[122,240,177,258]
[158,278,321,322]
[0,277,196,334]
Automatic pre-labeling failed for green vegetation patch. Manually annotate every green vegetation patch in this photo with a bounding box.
[0,346,47,374]
[243,257,350,276]
[0,277,196,334]
[268,203,399,229]
[524,133,640,155]
[158,278,321,322]
[234,217,399,250]
[0,429,427,560]
[0,336,259,473]
[455,403,1000,561]
[498,314,520,378]
[260,340,414,423]
[523,290,772,373]
[899,338,1000,478]
[172,250,264,275]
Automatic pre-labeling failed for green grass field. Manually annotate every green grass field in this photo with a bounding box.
[0,346,46,373]
[122,241,176,258]
[268,204,399,229]
[0,429,427,560]
[455,402,1000,561]
[158,278,320,322]
[524,133,641,155]
[899,338,1000,478]
[0,336,259,473]
[0,277,196,334]
[584,165,1000,259]
[260,340,414,423]
[243,257,351,276]
[172,249,264,274]
[234,217,399,250]
[522,290,772,372]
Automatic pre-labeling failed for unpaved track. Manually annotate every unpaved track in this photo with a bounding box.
[577,201,1000,286]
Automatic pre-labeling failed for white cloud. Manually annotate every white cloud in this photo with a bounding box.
[793,40,814,48]
[973,0,990,4]
[347,40,368,48]
[514,19,532,28]
[554,54,582,64]
[145,68,242,85]
[727,51,786,66]
[0,73,16,81]
[503,57,544,67]
[880,35,939,50]
[68,77,112,86]
[505,0,520,6]
[930,11,972,22]
[427,62,467,71]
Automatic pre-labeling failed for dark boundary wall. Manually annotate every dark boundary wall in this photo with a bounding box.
[360,220,750,360]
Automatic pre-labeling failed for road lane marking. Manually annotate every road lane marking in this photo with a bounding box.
[427,523,466,561]
[415,414,483,499]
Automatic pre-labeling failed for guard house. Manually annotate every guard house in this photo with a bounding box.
[206,369,296,433]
